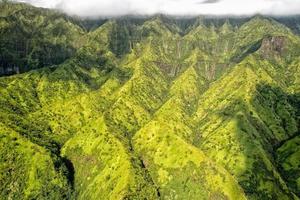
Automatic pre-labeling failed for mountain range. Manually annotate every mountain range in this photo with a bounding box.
[0,1,299,200]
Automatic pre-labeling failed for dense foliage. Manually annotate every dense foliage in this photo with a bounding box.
[0,1,85,75]
[0,2,300,200]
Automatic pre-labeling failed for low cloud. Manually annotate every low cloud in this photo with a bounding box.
[15,0,300,17]
[200,0,222,4]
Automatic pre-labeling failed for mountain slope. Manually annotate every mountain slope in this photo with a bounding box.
[0,2,86,75]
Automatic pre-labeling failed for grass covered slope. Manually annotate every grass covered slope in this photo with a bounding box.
[0,5,300,199]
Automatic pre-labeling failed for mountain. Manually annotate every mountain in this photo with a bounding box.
[0,2,299,200]
[0,1,86,76]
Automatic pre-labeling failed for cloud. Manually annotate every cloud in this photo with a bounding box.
[200,0,221,4]
[15,0,300,17]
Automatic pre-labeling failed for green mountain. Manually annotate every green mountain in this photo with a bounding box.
[0,1,86,75]
[0,2,299,200]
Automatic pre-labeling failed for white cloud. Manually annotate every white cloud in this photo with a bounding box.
[15,0,300,17]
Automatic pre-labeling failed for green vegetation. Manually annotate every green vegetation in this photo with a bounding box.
[0,2,300,199]
[0,1,85,75]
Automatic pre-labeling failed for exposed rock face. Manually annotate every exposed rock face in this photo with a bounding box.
[260,36,286,58]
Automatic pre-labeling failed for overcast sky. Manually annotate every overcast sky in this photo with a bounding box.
[15,0,300,17]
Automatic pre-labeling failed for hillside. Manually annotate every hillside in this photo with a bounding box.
[0,2,299,200]
[0,1,86,75]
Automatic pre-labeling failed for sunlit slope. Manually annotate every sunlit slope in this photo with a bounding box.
[64,18,246,199]
[192,35,300,199]
[0,12,300,200]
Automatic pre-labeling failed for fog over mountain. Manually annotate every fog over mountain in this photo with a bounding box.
[15,0,300,17]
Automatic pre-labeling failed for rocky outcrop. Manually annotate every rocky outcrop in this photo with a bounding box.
[260,36,286,58]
